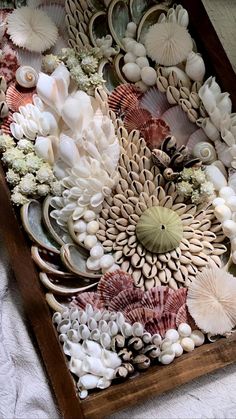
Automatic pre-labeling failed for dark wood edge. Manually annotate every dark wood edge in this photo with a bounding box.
[81,333,236,419]
[179,0,236,108]
[0,1,235,419]
[0,165,83,419]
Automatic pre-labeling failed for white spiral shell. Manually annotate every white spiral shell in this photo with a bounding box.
[15,65,38,88]
[192,141,217,164]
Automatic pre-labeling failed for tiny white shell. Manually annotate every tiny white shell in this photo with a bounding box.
[159,349,175,365]
[190,330,205,347]
[219,186,235,200]
[90,245,104,259]
[74,220,87,233]
[212,197,225,207]
[226,196,236,212]
[86,257,101,271]
[140,66,156,86]
[165,329,179,343]
[87,220,99,235]
[133,42,146,57]
[152,334,162,346]
[101,348,122,369]
[161,338,173,351]
[178,323,192,337]
[185,52,205,82]
[122,63,141,82]
[181,337,195,352]
[100,254,114,269]
[214,205,232,222]
[84,235,98,249]
[171,342,183,357]
[126,22,137,35]
[84,210,96,222]
[124,52,136,63]
[77,232,87,243]
[136,57,149,69]
[205,165,227,191]
[15,65,38,88]
[222,220,236,238]
[78,374,100,390]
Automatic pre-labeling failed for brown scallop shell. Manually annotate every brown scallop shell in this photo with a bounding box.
[108,84,141,115]
[72,291,105,310]
[0,110,13,135]
[126,307,157,326]
[164,288,187,314]
[108,288,144,313]
[176,303,196,329]
[97,269,134,307]
[124,107,151,132]
[6,84,35,112]
[145,312,177,337]
[140,117,170,150]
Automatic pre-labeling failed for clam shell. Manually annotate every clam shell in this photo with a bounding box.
[126,307,156,325]
[124,107,151,132]
[161,105,197,146]
[164,288,187,314]
[141,286,174,312]
[31,246,74,277]
[73,292,104,310]
[108,83,141,114]
[43,196,73,247]
[39,272,97,295]
[140,117,170,150]
[98,59,122,93]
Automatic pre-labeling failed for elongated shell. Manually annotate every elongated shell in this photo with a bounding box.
[185,52,205,82]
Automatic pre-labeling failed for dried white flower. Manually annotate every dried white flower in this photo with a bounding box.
[11,158,28,175]
[0,134,15,152]
[37,184,50,196]
[6,169,20,186]
[50,180,63,196]
[2,148,24,165]
[81,56,98,74]
[19,173,37,194]
[7,7,58,53]
[17,139,34,153]
[25,153,43,172]
[42,54,60,74]
[36,164,55,184]
[11,190,29,206]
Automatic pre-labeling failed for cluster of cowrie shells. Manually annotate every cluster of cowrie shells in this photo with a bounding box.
[96,126,227,291]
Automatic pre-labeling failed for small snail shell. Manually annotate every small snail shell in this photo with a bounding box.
[15,65,38,88]
[192,141,217,164]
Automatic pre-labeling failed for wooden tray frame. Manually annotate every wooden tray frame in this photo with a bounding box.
[0,1,236,418]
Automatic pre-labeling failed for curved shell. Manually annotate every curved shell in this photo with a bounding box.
[15,65,38,88]
[108,0,130,49]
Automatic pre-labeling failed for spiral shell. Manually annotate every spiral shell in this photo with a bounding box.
[192,141,217,164]
[15,66,38,88]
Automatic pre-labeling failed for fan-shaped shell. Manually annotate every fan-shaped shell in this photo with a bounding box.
[108,288,144,313]
[139,86,170,117]
[186,128,209,153]
[97,270,134,306]
[126,307,157,325]
[164,288,187,314]
[161,105,197,146]
[124,107,151,132]
[145,312,177,337]
[108,83,141,114]
[140,117,170,149]
[73,292,105,310]
[176,303,196,328]
[6,84,34,112]
[141,286,174,313]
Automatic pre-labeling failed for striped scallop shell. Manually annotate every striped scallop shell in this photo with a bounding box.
[6,84,35,112]
[108,288,144,313]
[141,286,174,313]
[176,303,196,328]
[126,307,157,326]
[124,107,151,132]
[164,288,187,314]
[140,117,170,150]
[73,291,104,310]
[139,87,170,118]
[108,83,141,115]
[145,312,177,337]
[0,110,13,135]
[97,270,134,307]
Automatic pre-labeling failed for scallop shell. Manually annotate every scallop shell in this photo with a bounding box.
[125,307,157,325]
[136,206,183,253]
[186,128,209,153]
[73,292,105,310]
[124,107,151,132]
[97,270,134,306]
[145,312,177,337]
[161,105,197,146]
[175,303,196,328]
[140,117,170,150]
[164,288,187,313]
[0,110,13,135]
[141,286,174,313]
[15,66,38,88]
[108,83,141,114]
[108,288,144,313]
[139,87,170,117]
[6,84,34,112]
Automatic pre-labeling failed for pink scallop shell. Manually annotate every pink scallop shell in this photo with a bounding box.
[176,303,197,329]
[108,83,141,115]
[6,84,35,112]
[0,111,13,135]
[141,286,174,314]
[124,107,152,132]
[145,312,177,337]
[108,288,144,313]
[126,307,157,326]
[72,291,105,310]
[164,288,187,314]
[161,105,197,147]
[140,117,170,150]
[139,87,170,118]
[186,128,209,153]
[97,270,134,307]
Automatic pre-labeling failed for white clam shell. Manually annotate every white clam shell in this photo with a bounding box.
[82,357,108,377]
[97,377,112,389]
[16,65,38,88]
[101,349,121,369]
[82,340,102,358]
[69,358,84,377]
[63,341,86,360]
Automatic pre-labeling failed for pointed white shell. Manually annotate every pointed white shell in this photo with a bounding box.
[185,52,205,82]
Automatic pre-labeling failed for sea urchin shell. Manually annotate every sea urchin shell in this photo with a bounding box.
[136,206,183,253]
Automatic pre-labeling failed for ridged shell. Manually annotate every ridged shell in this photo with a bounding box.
[136,206,183,253]
[108,83,141,114]
[141,286,174,313]
[145,312,177,337]
[124,107,151,132]
[139,86,170,117]
[97,270,134,306]
[73,292,105,310]
[161,105,197,146]
[108,288,144,313]
[6,84,34,112]
[140,117,170,150]
[175,303,196,328]
[125,307,157,325]
[164,288,187,313]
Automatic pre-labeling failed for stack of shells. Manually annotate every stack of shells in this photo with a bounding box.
[0,76,9,119]
[53,304,205,399]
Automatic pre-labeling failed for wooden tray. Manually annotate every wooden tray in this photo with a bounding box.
[0,1,236,418]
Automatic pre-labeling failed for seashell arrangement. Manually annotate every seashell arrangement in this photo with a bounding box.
[1,0,236,402]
